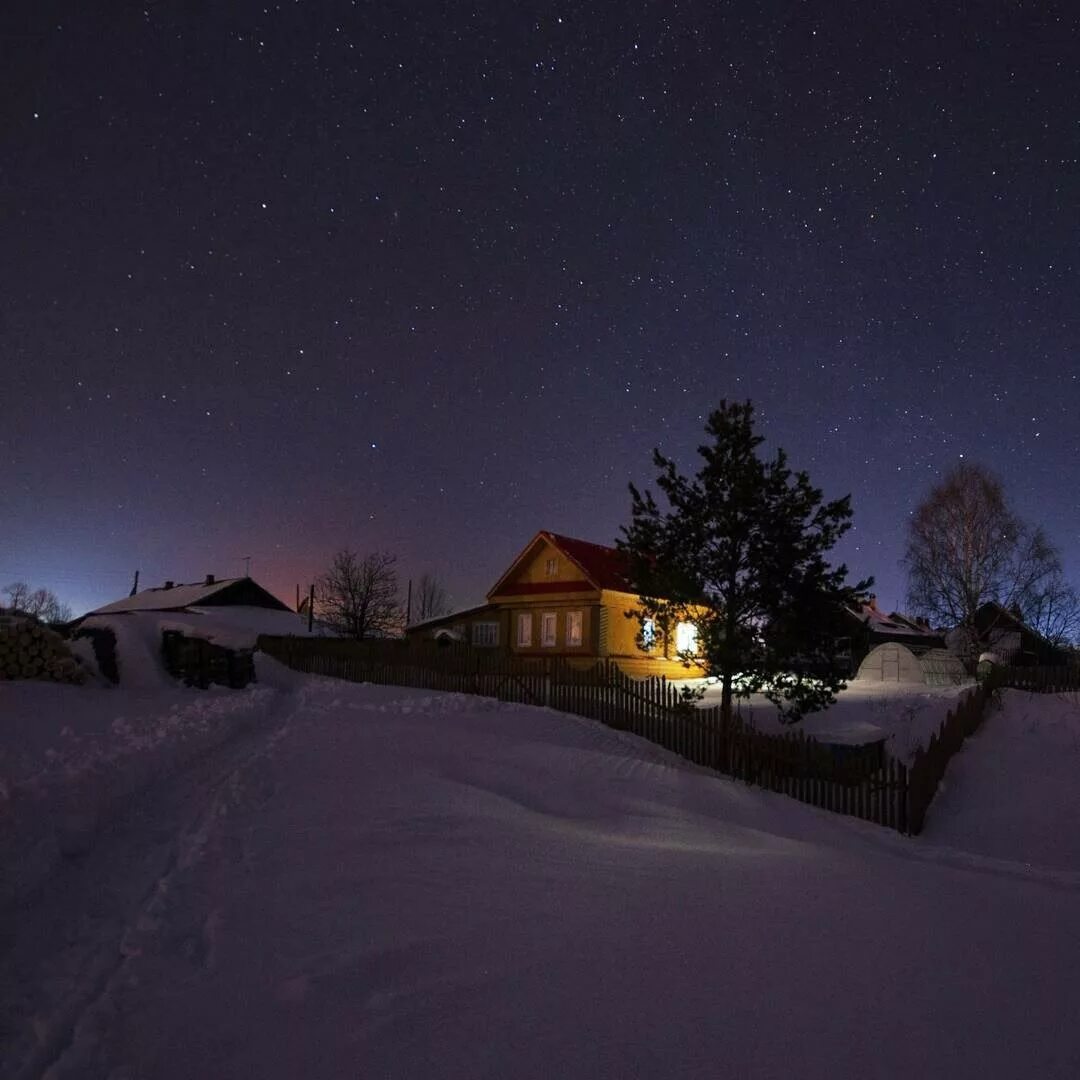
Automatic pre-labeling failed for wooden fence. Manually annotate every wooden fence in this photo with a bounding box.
[994,665,1080,694]
[258,638,1003,836]
[906,681,995,834]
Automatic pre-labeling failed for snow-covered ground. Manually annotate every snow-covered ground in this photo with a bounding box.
[683,677,974,762]
[921,688,1080,874]
[2,666,1079,1078]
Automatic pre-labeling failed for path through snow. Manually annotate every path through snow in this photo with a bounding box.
[3,669,1079,1079]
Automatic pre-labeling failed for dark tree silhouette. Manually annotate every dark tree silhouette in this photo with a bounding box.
[2,582,72,625]
[620,401,870,725]
[414,572,450,623]
[316,550,401,640]
[904,463,1072,660]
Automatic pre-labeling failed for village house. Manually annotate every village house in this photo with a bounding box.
[67,574,324,641]
[970,602,1067,667]
[406,531,704,678]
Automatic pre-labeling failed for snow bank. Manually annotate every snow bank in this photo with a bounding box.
[920,688,1080,873]
[13,677,1076,1079]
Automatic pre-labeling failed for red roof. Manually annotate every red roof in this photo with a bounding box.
[544,532,633,591]
[486,531,635,599]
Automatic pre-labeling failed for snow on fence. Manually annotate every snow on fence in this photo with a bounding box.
[256,638,996,835]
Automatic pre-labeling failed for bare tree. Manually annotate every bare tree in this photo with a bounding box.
[1023,572,1080,647]
[904,463,1064,661]
[316,550,401,640]
[413,572,450,623]
[2,581,72,624]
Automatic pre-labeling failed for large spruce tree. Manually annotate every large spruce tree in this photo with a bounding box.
[619,401,870,724]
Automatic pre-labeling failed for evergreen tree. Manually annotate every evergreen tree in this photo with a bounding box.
[619,401,870,724]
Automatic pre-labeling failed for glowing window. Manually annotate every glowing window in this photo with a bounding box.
[541,612,557,647]
[675,622,698,655]
[566,610,583,647]
[517,612,532,647]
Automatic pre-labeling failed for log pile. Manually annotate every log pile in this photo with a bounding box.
[0,616,86,683]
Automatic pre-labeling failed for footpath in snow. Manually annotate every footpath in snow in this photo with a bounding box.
[2,663,1079,1079]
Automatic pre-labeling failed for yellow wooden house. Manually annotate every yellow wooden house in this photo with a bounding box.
[407,531,704,678]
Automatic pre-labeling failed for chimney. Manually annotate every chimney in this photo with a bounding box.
[867,594,879,611]
[163,580,175,590]
[204,574,216,586]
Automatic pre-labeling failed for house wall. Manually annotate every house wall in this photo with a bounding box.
[599,590,707,677]
[506,602,599,657]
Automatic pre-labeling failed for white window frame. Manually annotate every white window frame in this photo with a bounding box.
[516,612,532,647]
[544,556,559,577]
[566,610,583,648]
[472,622,498,647]
[540,611,557,647]
[641,618,656,651]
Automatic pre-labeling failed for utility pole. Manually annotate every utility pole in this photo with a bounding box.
[295,583,301,612]
[307,584,315,632]
[406,578,412,627]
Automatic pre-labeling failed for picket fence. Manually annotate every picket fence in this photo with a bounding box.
[257,637,994,835]
[995,665,1080,694]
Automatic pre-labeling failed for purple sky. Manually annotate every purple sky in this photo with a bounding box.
[3,1,1078,618]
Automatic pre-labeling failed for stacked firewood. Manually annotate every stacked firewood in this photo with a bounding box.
[0,617,85,683]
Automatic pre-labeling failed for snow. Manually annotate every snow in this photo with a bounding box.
[3,667,1079,1078]
[87,578,250,614]
[185,604,330,638]
[920,688,1080,873]
[78,607,325,672]
[683,677,974,761]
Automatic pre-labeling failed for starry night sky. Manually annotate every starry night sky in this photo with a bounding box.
[3,1,1078,618]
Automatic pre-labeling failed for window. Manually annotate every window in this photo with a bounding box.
[472,622,498,647]
[566,610,583,647]
[517,612,533,647]
[675,621,698,655]
[541,611,557,647]
[641,618,656,650]
[544,556,559,577]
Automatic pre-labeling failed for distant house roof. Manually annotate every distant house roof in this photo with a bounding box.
[973,601,1065,664]
[83,576,290,618]
[846,599,942,641]
[487,531,633,599]
[406,603,498,633]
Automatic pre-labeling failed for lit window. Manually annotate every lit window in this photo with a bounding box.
[675,622,698,655]
[517,612,532,647]
[541,612,557,647]
[641,618,656,650]
[545,557,559,577]
[472,622,498,646]
[566,610,583,647]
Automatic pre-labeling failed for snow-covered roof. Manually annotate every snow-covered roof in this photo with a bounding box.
[849,602,939,639]
[89,578,246,614]
[84,577,292,617]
